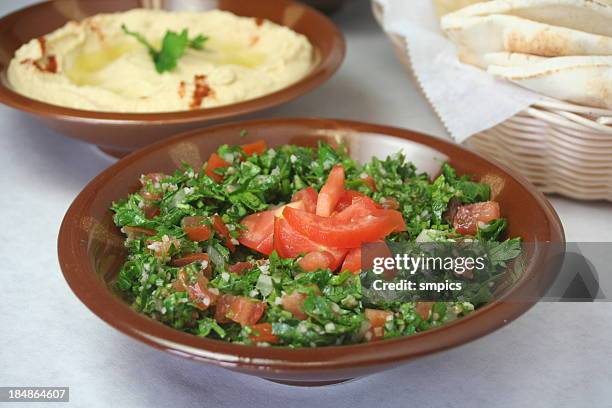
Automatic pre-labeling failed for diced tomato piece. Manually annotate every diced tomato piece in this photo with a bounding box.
[453,201,500,236]
[212,215,235,252]
[299,251,334,272]
[229,261,253,275]
[230,297,266,327]
[170,253,210,268]
[316,165,345,217]
[215,294,234,323]
[361,175,377,192]
[182,216,212,242]
[283,206,405,249]
[415,302,433,320]
[274,217,348,271]
[249,322,279,343]
[214,295,266,326]
[292,187,318,214]
[143,203,160,219]
[281,291,309,320]
[365,308,393,341]
[239,209,275,255]
[205,153,230,182]
[341,248,361,274]
[141,190,163,201]
[187,281,219,310]
[121,226,156,239]
[240,140,267,156]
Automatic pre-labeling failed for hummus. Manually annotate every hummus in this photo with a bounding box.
[7,9,315,113]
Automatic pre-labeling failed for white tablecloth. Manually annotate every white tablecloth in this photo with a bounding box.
[1,1,611,407]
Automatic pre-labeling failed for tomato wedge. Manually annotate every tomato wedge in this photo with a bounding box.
[274,217,348,271]
[205,153,230,182]
[249,322,278,343]
[334,196,380,221]
[365,308,392,341]
[292,187,318,214]
[453,201,500,236]
[181,216,212,242]
[214,295,266,326]
[283,206,405,249]
[341,248,361,274]
[316,165,345,217]
[240,140,267,157]
[239,209,275,255]
[334,190,370,212]
[212,215,235,252]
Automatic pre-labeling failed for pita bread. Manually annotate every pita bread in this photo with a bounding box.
[441,13,612,67]
[432,0,486,16]
[449,0,612,37]
[487,55,612,108]
[483,51,547,67]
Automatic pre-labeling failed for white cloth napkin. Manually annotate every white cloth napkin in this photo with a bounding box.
[374,0,544,142]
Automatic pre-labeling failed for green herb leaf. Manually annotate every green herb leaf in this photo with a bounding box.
[122,25,208,73]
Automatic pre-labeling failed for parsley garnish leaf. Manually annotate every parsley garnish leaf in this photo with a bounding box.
[122,24,208,73]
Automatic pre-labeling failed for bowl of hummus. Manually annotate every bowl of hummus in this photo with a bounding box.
[0,0,345,156]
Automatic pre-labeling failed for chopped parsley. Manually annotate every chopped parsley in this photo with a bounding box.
[111,141,521,347]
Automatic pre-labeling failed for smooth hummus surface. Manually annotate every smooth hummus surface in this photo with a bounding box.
[7,9,315,112]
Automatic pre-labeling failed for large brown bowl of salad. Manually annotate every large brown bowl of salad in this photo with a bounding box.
[58,118,564,385]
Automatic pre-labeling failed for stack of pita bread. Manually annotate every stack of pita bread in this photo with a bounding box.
[439,0,612,109]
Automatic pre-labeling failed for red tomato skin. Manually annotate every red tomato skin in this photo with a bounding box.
[365,308,393,341]
[214,294,234,323]
[182,216,212,242]
[229,261,253,275]
[334,190,373,212]
[453,201,501,236]
[281,291,309,320]
[299,251,334,272]
[241,140,267,156]
[292,187,318,214]
[415,302,433,320]
[239,210,275,255]
[274,217,348,271]
[283,206,406,249]
[214,295,266,326]
[316,165,345,217]
[205,153,230,182]
[230,297,266,327]
[187,283,219,310]
[143,203,160,219]
[249,322,279,343]
[170,253,210,268]
[341,248,361,274]
[212,215,235,252]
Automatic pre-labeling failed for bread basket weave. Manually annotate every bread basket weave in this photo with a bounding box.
[372,1,612,202]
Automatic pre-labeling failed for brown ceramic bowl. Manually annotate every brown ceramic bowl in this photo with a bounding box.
[0,0,345,157]
[58,118,565,386]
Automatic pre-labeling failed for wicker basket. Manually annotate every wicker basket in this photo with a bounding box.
[372,1,612,201]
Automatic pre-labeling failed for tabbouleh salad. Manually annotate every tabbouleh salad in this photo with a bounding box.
[111,139,520,347]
